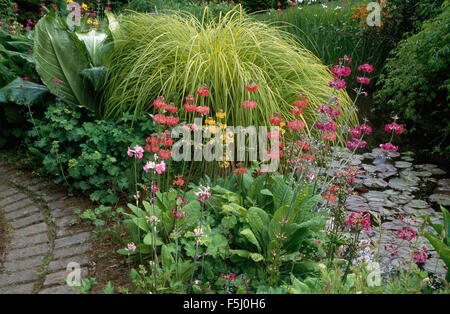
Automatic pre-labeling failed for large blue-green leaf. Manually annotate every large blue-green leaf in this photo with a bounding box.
[80,66,108,91]
[76,30,107,67]
[0,77,49,105]
[33,8,95,111]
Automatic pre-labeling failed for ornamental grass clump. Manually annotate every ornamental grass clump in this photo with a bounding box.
[102,6,356,135]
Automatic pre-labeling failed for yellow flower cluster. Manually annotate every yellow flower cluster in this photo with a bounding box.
[87,18,99,26]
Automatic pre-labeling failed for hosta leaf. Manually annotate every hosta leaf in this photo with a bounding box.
[0,77,49,105]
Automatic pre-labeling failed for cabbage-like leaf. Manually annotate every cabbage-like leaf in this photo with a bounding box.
[0,77,49,105]
[33,8,95,111]
[76,30,107,67]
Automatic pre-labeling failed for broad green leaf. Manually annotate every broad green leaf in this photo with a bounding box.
[76,30,107,67]
[247,207,269,249]
[80,67,107,91]
[249,253,264,262]
[33,8,95,111]
[0,77,49,105]
[424,232,450,269]
[288,274,310,294]
[240,228,261,251]
[128,203,146,219]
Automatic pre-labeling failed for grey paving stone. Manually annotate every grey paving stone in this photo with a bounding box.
[10,213,45,229]
[50,204,78,218]
[55,215,78,228]
[38,285,79,294]
[0,188,17,199]
[0,193,27,208]
[2,198,34,213]
[53,243,91,259]
[0,283,34,294]
[5,243,49,261]
[0,170,19,180]
[41,192,65,203]
[47,255,89,272]
[14,222,47,237]
[2,255,44,272]
[27,182,48,193]
[10,231,49,249]
[0,184,10,192]
[5,205,40,221]
[0,270,38,287]
[43,268,88,287]
[54,232,90,249]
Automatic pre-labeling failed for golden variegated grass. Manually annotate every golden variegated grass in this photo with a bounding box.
[102,6,357,135]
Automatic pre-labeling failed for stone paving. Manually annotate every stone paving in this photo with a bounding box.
[343,148,449,279]
[0,159,92,294]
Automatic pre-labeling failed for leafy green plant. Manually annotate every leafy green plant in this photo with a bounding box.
[375,3,450,150]
[27,101,155,204]
[424,206,450,282]
[33,6,112,117]
[102,7,356,133]
[238,0,287,12]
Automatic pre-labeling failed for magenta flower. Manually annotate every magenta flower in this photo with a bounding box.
[380,142,399,152]
[356,77,370,85]
[358,63,374,73]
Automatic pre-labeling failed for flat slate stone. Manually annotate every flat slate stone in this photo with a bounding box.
[0,283,34,294]
[43,268,88,287]
[47,255,89,272]
[54,232,90,249]
[0,270,38,287]
[10,212,45,229]
[0,188,18,199]
[2,255,44,272]
[2,198,34,213]
[11,232,49,249]
[5,205,40,221]
[5,243,49,261]
[0,193,27,208]
[53,243,91,259]
[14,222,47,237]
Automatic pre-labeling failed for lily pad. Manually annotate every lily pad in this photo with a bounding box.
[430,168,446,175]
[406,200,428,209]
[363,191,388,203]
[437,179,450,186]
[363,178,388,189]
[362,164,376,173]
[395,161,412,169]
[388,178,419,192]
[429,194,450,206]
[389,193,414,205]
[400,156,414,162]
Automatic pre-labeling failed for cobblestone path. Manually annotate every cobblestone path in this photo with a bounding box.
[0,160,92,294]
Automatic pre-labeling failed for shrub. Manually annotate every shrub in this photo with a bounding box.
[375,3,450,150]
[238,0,288,12]
[103,7,356,133]
[27,101,156,204]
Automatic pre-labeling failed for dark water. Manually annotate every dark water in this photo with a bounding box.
[352,92,449,173]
